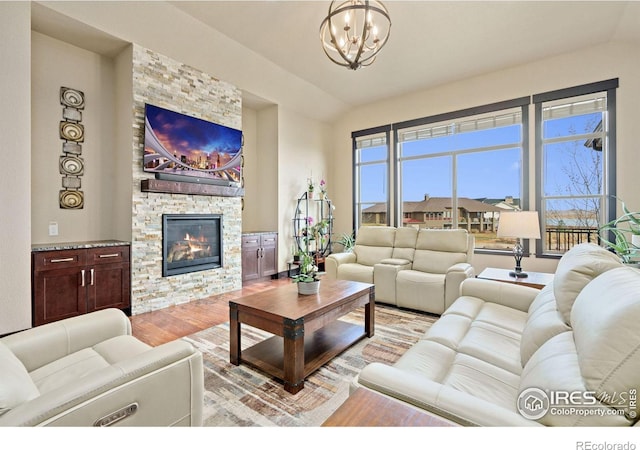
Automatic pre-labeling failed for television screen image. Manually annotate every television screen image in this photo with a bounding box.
[143,104,243,185]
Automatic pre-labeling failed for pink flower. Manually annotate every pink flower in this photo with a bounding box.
[320,179,326,187]
[307,216,313,225]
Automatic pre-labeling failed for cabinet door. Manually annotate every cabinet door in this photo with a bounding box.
[32,267,87,326]
[242,235,261,282]
[260,234,278,277]
[87,263,131,312]
[86,246,131,312]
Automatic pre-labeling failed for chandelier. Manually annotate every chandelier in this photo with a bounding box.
[319,0,391,70]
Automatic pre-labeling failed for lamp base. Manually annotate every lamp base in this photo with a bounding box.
[509,270,529,278]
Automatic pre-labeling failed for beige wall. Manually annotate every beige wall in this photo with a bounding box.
[31,31,118,244]
[277,107,333,270]
[0,2,32,334]
[330,40,640,275]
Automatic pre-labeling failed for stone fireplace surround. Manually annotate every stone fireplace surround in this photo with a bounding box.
[130,45,243,315]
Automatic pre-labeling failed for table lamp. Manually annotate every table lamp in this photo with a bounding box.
[497,211,541,278]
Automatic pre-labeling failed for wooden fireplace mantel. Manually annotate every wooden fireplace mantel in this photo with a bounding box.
[141,179,244,197]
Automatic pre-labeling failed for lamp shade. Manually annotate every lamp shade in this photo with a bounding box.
[497,211,541,239]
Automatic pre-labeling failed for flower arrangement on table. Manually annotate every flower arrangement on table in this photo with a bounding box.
[291,251,320,283]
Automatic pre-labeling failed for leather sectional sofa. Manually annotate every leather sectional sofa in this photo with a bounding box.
[326,226,475,314]
[0,308,203,426]
[351,243,640,426]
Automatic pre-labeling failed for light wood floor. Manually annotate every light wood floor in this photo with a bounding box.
[130,277,290,346]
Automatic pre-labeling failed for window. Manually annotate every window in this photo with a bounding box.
[394,98,529,251]
[352,126,391,230]
[534,79,618,256]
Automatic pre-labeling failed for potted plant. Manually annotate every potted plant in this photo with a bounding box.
[292,244,302,262]
[307,178,315,198]
[319,179,327,199]
[337,231,356,253]
[598,198,640,264]
[291,251,320,295]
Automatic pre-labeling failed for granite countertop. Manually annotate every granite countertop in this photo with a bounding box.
[32,240,131,252]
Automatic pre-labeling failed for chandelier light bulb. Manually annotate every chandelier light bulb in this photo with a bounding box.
[320,0,391,70]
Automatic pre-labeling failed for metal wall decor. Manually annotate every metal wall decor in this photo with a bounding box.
[59,87,85,209]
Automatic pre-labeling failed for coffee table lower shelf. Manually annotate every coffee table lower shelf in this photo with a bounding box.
[240,320,365,383]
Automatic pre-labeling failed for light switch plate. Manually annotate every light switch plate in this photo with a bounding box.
[49,221,59,236]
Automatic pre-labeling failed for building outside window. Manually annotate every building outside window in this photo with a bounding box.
[534,79,618,256]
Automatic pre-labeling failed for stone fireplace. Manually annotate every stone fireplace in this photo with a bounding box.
[129,45,243,315]
[162,214,223,276]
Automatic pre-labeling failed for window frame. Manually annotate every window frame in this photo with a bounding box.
[392,97,531,255]
[352,125,392,231]
[533,78,618,258]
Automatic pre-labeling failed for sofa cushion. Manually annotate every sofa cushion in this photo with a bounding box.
[553,243,621,324]
[0,341,40,416]
[571,266,640,406]
[396,270,445,312]
[30,335,152,395]
[337,263,374,283]
[412,229,469,274]
[427,297,526,374]
[443,353,521,412]
[391,227,418,261]
[520,283,570,366]
[519,332,631,426]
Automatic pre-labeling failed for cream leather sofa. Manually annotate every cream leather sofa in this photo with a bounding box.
[352,243,640,426]
[326,226,475,314]
[0,308,203,426]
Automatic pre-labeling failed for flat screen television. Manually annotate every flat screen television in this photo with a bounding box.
[143,103,243,186]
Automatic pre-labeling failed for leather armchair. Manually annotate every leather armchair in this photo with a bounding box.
[0,308,203,426]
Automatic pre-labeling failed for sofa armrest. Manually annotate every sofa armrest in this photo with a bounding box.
[379,258,411,266]
[1,308,132,372]
[355,363,540,427]
[444,263,475,310]
[459,278,539,312]
[0,339,204,427]
[325,252,357,279]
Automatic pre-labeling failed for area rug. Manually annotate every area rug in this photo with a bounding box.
[182,304,437,427]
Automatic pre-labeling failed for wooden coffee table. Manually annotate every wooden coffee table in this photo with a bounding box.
[229,279,375,394]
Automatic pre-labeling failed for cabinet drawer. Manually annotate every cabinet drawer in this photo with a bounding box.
[260,234,278,247]
[242,235,262,248]
[87,246,130,265]
[33,249,86,271]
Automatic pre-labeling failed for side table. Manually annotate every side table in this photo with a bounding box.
[476,267,554,290]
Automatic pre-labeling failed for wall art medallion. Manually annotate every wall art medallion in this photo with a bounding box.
[59,155,84,176]
[59,190,84,209]
[60,87,85,109]
[58,86,85,209]
[59,121,84,142]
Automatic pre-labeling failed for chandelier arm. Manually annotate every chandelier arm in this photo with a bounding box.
[325,16,354,67]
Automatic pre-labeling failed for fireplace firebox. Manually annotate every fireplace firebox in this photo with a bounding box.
[162,214,223,276]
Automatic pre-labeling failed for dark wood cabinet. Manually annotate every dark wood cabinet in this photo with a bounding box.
[241,232,278,283]
[32,243,131,326]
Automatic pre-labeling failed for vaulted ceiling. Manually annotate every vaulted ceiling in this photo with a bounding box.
[171,1,640,107]
[31,1,640,116]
